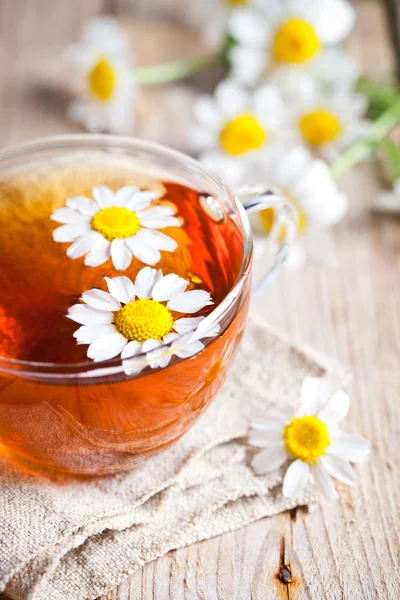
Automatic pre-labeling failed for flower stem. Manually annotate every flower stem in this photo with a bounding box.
[330,101,400,180]
[132,51,222,85]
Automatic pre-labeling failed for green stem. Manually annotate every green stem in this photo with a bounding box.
[132,51,222,85]
[330,101,400,179]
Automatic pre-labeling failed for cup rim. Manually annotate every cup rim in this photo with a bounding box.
[0,134,253,379]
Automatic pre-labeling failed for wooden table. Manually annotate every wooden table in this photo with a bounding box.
[0,1,399,598]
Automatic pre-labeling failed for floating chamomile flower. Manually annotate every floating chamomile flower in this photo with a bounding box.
[51,185,181,271]
[67,268,216,367]
[249,147,348,268]
[249,377,371,500]
[192,78,288,186]
[227,0,356,86]
[66,16,136,133]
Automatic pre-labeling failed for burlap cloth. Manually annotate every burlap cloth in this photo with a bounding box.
[0,316,349,600]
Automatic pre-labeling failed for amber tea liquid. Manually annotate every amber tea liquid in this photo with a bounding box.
[0,153,249,474]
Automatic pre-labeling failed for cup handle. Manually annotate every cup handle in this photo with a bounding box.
[236,186,298,295]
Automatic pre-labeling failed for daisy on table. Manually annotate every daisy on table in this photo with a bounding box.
[192,78,289,186]
[51,185,181,271]
[68,267,217,369]
[66,16,136,133]
[273,71,369,161]
[248,146,348,268]
[249,377,371,500]
[227,0,356,86]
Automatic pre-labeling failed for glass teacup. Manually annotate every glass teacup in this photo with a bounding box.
[0,135,295,476]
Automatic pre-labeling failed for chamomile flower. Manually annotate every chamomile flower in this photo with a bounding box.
[192,78,288,185]
[283,79,369,160]
[67,268,216,366]
[66,16,136,133]
[249,146,348,268]
[227,0,356,86]
[51,185,181,271]
[249,377,371,500]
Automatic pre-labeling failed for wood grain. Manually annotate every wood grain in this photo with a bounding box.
[0,0,399,598]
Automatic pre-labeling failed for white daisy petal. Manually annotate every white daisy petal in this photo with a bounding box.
[125,237,161,266]
[51,208,91,224]
[110,238,132,271]
[214,78,248,118]
[121,340,142,359]
[151,273,188,302]
[81,289,121,311]
[174,340,204,359]
[84,243,111,267]
[73,323,118,344]
[134,229,177,252]
[114,185,140,206]
[105,276,136,304]
[173,317,205,335]
[53,222,91,243]
[299,377,326,416]
[66,196,98,215]
[167,290,213,314]
[142,338,163,352]
[312,461,338,500]
[319,454,356,486]
[66,231,105,258]
[67,304,114,326]
[193,96,222,130]
[139,216,180,229]
[248,428,283,448]
[115,186,155,210]
[87,332,128,362]
[251,445,287,475]
[327,434,371,463]
[282,459,310,499]
[92,186,116,208]
[134,267,163,299]
[318,390,350,425]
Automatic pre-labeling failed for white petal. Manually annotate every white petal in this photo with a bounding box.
[248,428,283,448]
[251,445,287,475]
[327,434,371,463]
[81,289,121,311]
[73,324,117,344]
[66,231,105,258]
[126,237,161,266]
[134,266,163,299]
[318,390,350,425]
[312,461,338,500]
[67,304,114,326]
[214,79,248,119]
[151,273,188,302]
[51,208,90,224]
[87,332,128,362]
[191,318,220,340]
[66,196,98,215]
[134,229,177,252]
[173,317,205,335]
[116,186,155,210]
[229,45,266,86]
[121,340,142,359]
[282,459,310,498]
[105,276,136,304]
[299,376,325,416]
[110,239,132,271]
[312,0,356,44]
[252,84,285,127]
[84,243,111,267]
[174,339,204,359]
[167,290,213,314]
[228,8,268,46]
[142,338,163,352]
[53,223,91,243]
[319,455,355,486]
[193,96,222,130]
[92,186,116,208]
[139,216,180,229]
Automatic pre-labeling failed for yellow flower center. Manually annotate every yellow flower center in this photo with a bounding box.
[88,57,116,102]
[220,114,267,156]
[225,0,248,5]
[259,195,306,238]
[114,299,174,343]
[283,416,330,463]
[273,18,320,64]
[91,207,140,241]
[299,110,342,147]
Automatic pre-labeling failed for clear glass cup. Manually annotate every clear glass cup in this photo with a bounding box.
[0,135,296,476]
